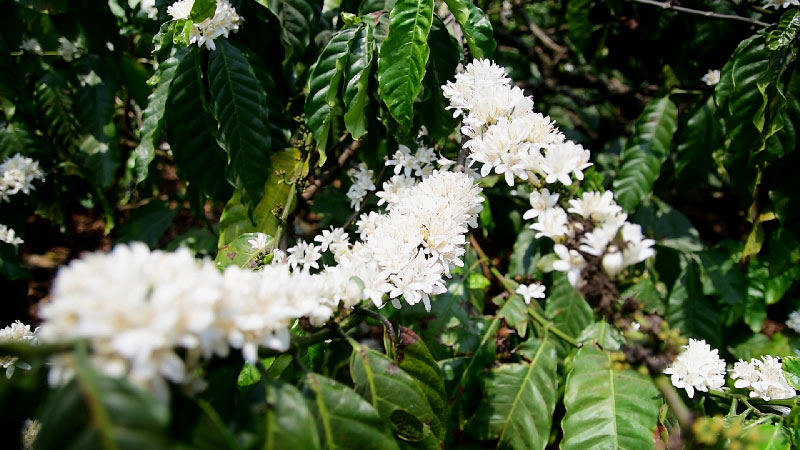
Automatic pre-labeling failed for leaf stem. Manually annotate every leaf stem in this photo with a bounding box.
[357,308,397,347]
[707,389,798,407]
[654,375,695,429]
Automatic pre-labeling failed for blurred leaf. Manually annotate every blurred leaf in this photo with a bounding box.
[699,248,748,307]
[343,24,374,139]
[350,341,442,442]
[781,356,800,391]
[766,228,800,276]
[218,148,301,247]
[115,200,176,247]
[566,0,591,54]
[632,198,704,253]
[214,232,272,270]
[675,98,720,185]
[577,322,624,351]
[270,0,314,62]
[396,327,448,441]
[0,243,29,280]
[304,373,399,450]
[378,0,433,130]
[667,258,721,348]
[466,339,557,450]
[741,424,791,450]
[0,121,37,160]
[246,379,322,450]
[208,40,273,209]
[166,47,232,200]
[190,0,216,22]
[729,333,792,361]
[418,15,460,142]
[561,347,661,450]
[766,9,800,50]
[305,26,359,164]
[442,0,495,59]
[508,229,546,278]
[613,97,678,211]
[14,0,69,14]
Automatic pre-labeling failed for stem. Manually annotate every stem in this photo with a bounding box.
[630,0,770,27]
[654,375,695,429]
[529,307,579,347]
[708,389,799,407]
[358,308,397,346]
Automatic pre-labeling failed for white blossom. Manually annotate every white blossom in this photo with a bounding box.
[567,191,621,223]
[19,39,42,55]
[664,339,726,399]
[170,0,242,50]
[0,224,23,246]
[0,321,38,378]
[247,233,270,253]
[702,69,721,86]
[167,0,194,20]
[523,188,560,220]
[516,283,545,304]
[763,0,800,8]
[786,310,800,333]
[551,244,586,287]
[0,154,46,202]
[730,356,796,401]
[347,163,375,209]
[287,240,321,271]
[530,207,569,240]
[57,37,79,61]
[21,419,40,450]
[314,227,349,255]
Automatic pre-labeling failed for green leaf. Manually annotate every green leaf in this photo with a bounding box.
[35,356,170,450]
[730,333,792,361]
[561,347,661,450]
[0,121,36,160]
[418,14,460,142]
[166,47,232,200]
[214,232,272,270]
[270,0,315,61]
[781,356,800,391]
[396,327,448,441]
[612,97,678,212]
[675,98,720,186]
[114,200,176,248]
[77,130,120,190]
[305,26,359,165]
[190,0,216,22]
[767,228,800,276]
[350,341,442,443]
[577,322,624,351]
[304,373,399,450]
[442,0,495,59]
[247,379,322,450]
[699,248,748,307]
[466,339,557,450]
[74,57,116,140]
[208,40,273,209]
[742,424,792,450]
[766,9,800,50]
[378,0,434,130]
[666,258,721,348]
[497,294,530,337]
[632,198,704,253]
[545,273,593,354]
[134,49,183,183]
[173,19,194,46]
[343,24,374,139]
[508,229,546,278]
[217,148,301,247]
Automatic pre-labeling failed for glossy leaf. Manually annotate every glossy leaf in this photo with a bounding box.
[304,373,399,450]
[561,346,661,450]
[442,0,495,59]
[217,148,302,247]
[545,273,593,355]
[378,0,433,130]
[214,232,273,270]
[781,356,800,391]
[190,0,216,22]
[466,339,557,450]
[766,9,800,50]
[699,248,748,307]
[418,15,460,142]
[166,47,232,200]
[270,0,314,61]
[134,49,183,183]
[305,26,359,164]
[343,24,373,139]
[208,40,272,209]
[612,97,678,212]
[666,258,721,348]
[350,341,442,442]
[247,379,322,450]
[114,200,176,248]
[675,98,720,186]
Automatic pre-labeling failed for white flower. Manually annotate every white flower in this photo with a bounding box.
[21,418,40,450]
[567,191,622,223]
[0,321,38,378]
[530,207,569,240]
[601,248,625,278]
[551,244,586,287]
[19,39,42,55]
[516,283,545,304]
[0,153,46,202]
[0,224,24,246]
[523,188,560,220]
[701,69,720,86]
[167,0,194,20]
[620,223,655,267]
[57,37,79,61]
[786,310,800,333]
[140,0,158,18]
[663,339,726,398]
[730,356,796,401]
[247,233,270,253]
[347,163,375,209]
[763,0,800,9]
[314,227,349,254]
[375,174,415,206]
[287,240,321,271]
[540,141,592,186]
[271,249,287,264]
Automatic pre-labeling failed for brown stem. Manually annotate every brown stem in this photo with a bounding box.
[301,140,361,202]
[630,0,770,27]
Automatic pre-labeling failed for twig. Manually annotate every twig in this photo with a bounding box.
[301,139,361,202]
[654,375,695,429]
[469,235,492,280]
[358,308,397,346]
[630,0,770,27]
[512,2,568,57]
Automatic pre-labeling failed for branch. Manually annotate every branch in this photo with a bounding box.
[630,0,770,27]
[512,2,568,58]
[301,139,361,202]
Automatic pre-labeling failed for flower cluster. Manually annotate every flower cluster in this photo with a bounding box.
[664,339,727,398]
[665,339,797,402]
[731,356,796,401]
[0,153,46,202]
[702,69,720,86]
[786,310,800,333]
[21,419,40,450]
[0,224,23,246]
[57,37,80,61]
[443,59,591,187]
[346,163,375,209]
[0,321,39,378]
[763,0,800,8]
[19,39,43,55]
[167,0,242,50]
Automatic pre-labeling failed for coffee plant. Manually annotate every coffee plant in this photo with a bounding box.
[1,0,800,448]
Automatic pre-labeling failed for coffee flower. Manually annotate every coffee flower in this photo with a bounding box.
[664,339,726,398]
